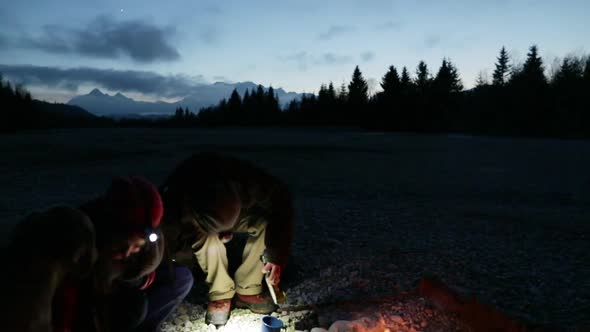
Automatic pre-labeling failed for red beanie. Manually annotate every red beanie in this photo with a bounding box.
[104,176,163,230]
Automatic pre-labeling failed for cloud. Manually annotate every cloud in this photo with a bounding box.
[203,4,223,15]
[279,52,352,70]
[198,25,221,44]
[279,51,310,71]
[360,51,376,62]
[0,64,205,98]
[21,15,180,62]
[375,20,402,31]
[424,34,441,49]
[316,53,352,65]
[213,75,230,82]
[355,0,395,11]
[318,25,355,41]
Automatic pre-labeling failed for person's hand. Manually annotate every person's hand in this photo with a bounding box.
[262,262,281,286]
[219,232,234,244]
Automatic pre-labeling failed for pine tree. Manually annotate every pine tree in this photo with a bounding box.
[266,86,280,114]
[256,85,265,102]
[381,65,401,96]
[338,82,348,102]
[415,61,431,92]
[318,84,328,102]
[327,82,336,100]
[228,88,242,116]
[513,45,547,86]
[492,46,510,86]
[434,58,463,93]
[552,56,584,86]
[174,107,183,119]
[347,65,369,105]
[400,67,412,89]
[583,56,590,83]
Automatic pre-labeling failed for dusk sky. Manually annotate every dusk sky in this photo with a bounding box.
[0,0,588,103]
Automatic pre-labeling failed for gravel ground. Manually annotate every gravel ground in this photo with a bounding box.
[1,128,589,331]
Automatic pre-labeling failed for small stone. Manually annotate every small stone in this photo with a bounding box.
[420,321,427,328]
[177,304,188,315]
[391,315,404,325]
[328,320,353,332]
[178,314,190,322]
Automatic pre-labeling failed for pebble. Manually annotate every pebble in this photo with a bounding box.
[177,304,188,315]
[328,320,353,332]
[420,321,427,328]
[391,315,405,325]
[311,328,329,332]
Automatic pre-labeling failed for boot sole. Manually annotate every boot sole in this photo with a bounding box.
[234,298,276,314]
[205,311,230,326]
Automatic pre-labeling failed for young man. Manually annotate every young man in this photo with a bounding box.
[81,176,194,331]
[161,153,294,326]
[0,176,193,332]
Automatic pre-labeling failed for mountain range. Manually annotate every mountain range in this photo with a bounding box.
[67,82,304,117]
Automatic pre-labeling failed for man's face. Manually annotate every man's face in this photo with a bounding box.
[111,233,146,260]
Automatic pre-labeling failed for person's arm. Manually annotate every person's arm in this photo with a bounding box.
[259,180,294,268]
[1,207,97,332]
[234,161,295,268]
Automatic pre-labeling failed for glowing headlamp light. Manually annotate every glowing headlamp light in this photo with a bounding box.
[148,232,158,243]
[145,227,158,243]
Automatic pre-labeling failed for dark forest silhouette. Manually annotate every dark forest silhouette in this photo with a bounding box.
[0,74,113,132]
[2,45,590,138]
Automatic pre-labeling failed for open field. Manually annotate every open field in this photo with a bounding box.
[1,128,589,331]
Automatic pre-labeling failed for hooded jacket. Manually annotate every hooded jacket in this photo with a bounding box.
[161,152,294,267]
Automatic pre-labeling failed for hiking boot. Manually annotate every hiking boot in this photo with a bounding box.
[205,298,232,326]
[234,293,277,314]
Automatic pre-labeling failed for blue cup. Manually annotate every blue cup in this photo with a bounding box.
[261,316,283,332]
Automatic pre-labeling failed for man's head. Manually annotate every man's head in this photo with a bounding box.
[81,176,166,285]
[82,176,163,261]
[11,206,97,277]
[184,181,242,234]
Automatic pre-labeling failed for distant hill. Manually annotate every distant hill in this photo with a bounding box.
[67,82,305,117]
[1,71,115,132]
[31,99,115,128]
[32,99,97,120]
[68,88,174,118]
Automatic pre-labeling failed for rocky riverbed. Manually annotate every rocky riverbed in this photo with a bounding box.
[1,128,589,331]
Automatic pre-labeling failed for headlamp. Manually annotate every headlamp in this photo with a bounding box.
[145,227,159,243]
